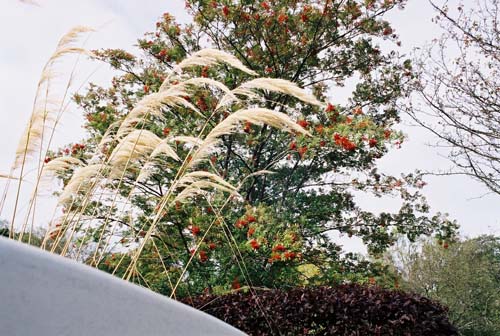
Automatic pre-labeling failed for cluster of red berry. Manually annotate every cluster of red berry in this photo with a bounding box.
[86,112,107,123]
[334,133,356,151]
[60,143,86,157]
[190,241,217,263]
[190,225,201,236]
[196,96,208,111]
[268,243,298,263]
[289,141,308,159]
[249,239,260,250]
[235,214,257,229]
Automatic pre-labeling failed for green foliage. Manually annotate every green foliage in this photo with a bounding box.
[390,236,500,335]
[54,0,459,297]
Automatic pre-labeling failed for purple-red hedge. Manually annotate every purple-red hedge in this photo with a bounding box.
[182,284,458,335]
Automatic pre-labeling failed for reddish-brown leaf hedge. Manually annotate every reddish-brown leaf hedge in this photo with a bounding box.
[182,284,458,335]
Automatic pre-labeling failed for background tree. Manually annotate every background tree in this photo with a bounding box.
[408,0,500,194]
[48,0,458,296]
[388,236,500,335]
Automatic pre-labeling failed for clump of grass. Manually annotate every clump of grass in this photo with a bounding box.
[5,35,323,298]
[2,26,94,243]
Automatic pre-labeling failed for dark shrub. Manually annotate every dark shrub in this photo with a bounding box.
[182,284,458,335]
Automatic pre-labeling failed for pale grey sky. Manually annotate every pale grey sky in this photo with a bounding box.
[0,0,498,253]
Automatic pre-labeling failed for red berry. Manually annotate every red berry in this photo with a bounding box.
[190,226,201,236]
[199,250,208,262]
[232,277,241,289]
[326,103,336,112]
[272,244,286,252]
[383,27,393,36]
[345,141,356,151]
[298,146,308,158]
[297,119,309,128]
[249,239,260,250]
[269,253,282,263]
[235,219,248,229]
[278,13,288,23]
[247,227,255,237]
[246,214,256,223]
[243,121,252,133]
[201,66,209,77]
[196,97,207,111]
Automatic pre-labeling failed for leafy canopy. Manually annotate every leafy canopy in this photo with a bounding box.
[49,0,458,297]
[390,236,500,336]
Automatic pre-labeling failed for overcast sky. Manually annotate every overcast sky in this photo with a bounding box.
[0,0,498,253]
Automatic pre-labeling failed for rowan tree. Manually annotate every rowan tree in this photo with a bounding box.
[50,0,458,296]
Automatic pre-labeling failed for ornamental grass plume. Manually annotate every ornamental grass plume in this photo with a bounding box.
[41,157,84,178]
[176,48,258,76]
[207,108,311,140]
[108,130,167,178]
[233,78,324,107]
[4,26,94,241]
[116,87,200,139]
[186,108,312,169]
[14,26,93,169]
[58,164,105,205]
